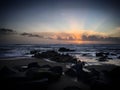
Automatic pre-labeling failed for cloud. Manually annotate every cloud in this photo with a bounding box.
[0,28,16,35]
[82,35,104,41]
[20,32,44,38]
[81,34,120,44]
[1,28,119,44]
[44,32,120,44]
[109,27,120,37]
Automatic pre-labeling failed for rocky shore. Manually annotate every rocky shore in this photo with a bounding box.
[0,48,120,90]
[0,57,120,90]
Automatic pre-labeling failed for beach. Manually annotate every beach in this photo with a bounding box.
[0,44,120,90]
[0,57,119,90]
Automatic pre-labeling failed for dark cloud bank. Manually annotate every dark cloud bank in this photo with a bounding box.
[0,28,16,34]
[20,32,43,38]
[0,28,120,44]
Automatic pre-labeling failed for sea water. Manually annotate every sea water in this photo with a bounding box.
[0,44,120,66]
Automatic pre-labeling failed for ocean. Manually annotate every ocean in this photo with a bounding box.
[0,44,120,66]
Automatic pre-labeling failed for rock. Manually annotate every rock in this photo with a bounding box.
[28,62,40,68]
[65,68,77,77]
[49,66,63,76]
[41,64,52,69]
[90,68,100,79]
[0,66,16,77]
[118,56,120,59]
[108,66,120,80]
[26,68,43,79]
[30,50,40,54]
[96,52,109,57]
[58,47,75,52]
[82,53,87,56]
[34,50,59,58]
[90,80,109,90]
[97,56,108,62]
[33,50,77,63]
[26,68,60,82]
[72,62,84,72]
[64,86,82,90]
[14,65,28,72]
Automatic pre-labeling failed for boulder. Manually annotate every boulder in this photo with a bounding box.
[97,56,108,62]
[90,80,109,90]
[118,56,120,59]
[41,64,52,69]
[49,66,63,76]
[96,52,109,57]
[26,68,60,82]
[65,68,77,77]
[0,66,16,77]
[108,66,120,80]
[28,62,40,68]
[58,47,75,52]
[64,86,82,90]
[30,50,40,54]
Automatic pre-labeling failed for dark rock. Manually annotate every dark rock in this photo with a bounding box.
[30,50,40,54]
[41,64,52,69]
[90,68,100,79]
[49,66,63,76]
[65,68,77,77]
[58,47,75,52]
[0,66,16,77]
[28,62,40,68]
[64,86,82,90]
[108,66,120,80]
[90,80,109,90]
[110,53,117,56]
[107,57,113,59]
[72,62,84,72]
[33,50,77,63]
[34,50,59,58]
[118,56,120,59]
[96,52,109,57]
[82,54,87,56]
[26,68,60,82]
[97,56,108,62]
[14,65,28,72]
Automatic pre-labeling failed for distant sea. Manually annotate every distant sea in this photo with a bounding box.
[0,44,120,66]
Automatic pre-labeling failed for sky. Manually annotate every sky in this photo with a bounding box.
[0,0,120,44]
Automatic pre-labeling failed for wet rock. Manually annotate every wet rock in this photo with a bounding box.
[26,68,60,82]
[90,80,109,90]
[64,86,82,90]
[97,56,108,62]
[82,54,87,56]
[0,66,16,77]
[118,56,120,59]
[72,62,84,72]
[110,53,117,56]
[65,68,77,77]
[34,50,59,58]
[89,68,100,80]
[30,50,40,54]
[14,65,28,72]
[41,64,52,69]
[49,66,63,76]
[58,47,75,52]
[33,50,77,63]
[28,62,40,68]
[96,52,109,57]
[108,66,120,80]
